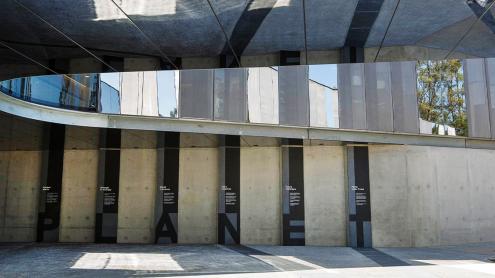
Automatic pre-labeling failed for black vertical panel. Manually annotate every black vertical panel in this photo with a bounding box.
[95,128,121,243]
[37,123,65,242]
[347,146,372,248]
[218,135,240,244]
[342,0,384,63]
[280,51,301,66]
[155,132,180,243]
[282,138,305,246]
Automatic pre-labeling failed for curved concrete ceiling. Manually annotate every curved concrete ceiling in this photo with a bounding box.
[0,0,494,78]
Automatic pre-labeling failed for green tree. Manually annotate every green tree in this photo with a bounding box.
[417,59,467,136]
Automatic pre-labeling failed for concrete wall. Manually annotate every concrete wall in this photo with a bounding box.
[370,145,495,247]
[240,147,281,245]
[181,57,220,69]
[59,126,99,242]
[178,147,218,244]
[304,145,347,246]
[69,58,103,73]
[117,130,157,243]
[0,151,42,242]
[124,58,160,71]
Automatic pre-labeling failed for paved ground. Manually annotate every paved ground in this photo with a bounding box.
[0,242,494,277]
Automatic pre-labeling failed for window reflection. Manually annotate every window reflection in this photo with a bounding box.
[214,68,247,122]
[337,63,367,130]
[464,59,491,138]
[308,65,339,128]
[157,71,179,118]
[0,74,98,111]
[120,72,159,116]
[99,72,121,114]
[247,67,279,124]
[417,60,467,136]
[486,58,495,139]
[179,70,214,119]
[278,66,309,127]
[365,63,393,132]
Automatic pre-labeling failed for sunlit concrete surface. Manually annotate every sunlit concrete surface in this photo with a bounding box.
[0,243,495,277]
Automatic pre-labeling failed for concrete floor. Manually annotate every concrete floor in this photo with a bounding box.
[0,243,494,277]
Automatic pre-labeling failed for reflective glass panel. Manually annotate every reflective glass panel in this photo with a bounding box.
[337,63,367,130]
[308,64,339,128]
[417,60,467,136]
[99,72,121,114]
[365,62,393,132]
[214,68,248,122]
[179,69,214,119]
[157,70,179,118]
[120,72,159,116]
[0,74,98,111]
[247,67,279,124]
[391,61,419,133]
[486,58,495,139]
[464,59,490,138]
[278,66,309,126]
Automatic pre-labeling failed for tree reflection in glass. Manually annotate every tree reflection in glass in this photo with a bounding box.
[417,60,467,136]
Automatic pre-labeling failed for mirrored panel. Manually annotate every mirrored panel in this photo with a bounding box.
[417,60,467,136]
[308,64,339,128]
[464,59,490,138]
[365,62,393,132]
[0,74,98,111]
[120,72,159,116]
[179,69,214,119]
[157,70,179,118]
[337,63,367,130]
[99,72,121,114]
[391,61,419,133]
[278,66,309,126]
[247,67,279,124]
[486,58,495,139]
[214,68,248,122]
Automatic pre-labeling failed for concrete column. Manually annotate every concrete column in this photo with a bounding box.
[0,151,42,242]
[369,145,495,247]
[467,148,495,243]
[240,146,281,245]
[124,57,161,71]
[0,152,10,238]
[369,145,411,247]
[178,147,218,244]
[304,145,346,246]
[181,57,220,69]
[240,54,279,67]
[59,126,99,242]
[117,130,157,243]
[434,147,471,245]
[69,58,103,73]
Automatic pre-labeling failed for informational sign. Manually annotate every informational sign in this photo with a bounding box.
[347,146,372,248]
[282,139,305,246]
[37,124,65,242]
[95,128,120,243]
[218,135,240,245]
[155,132,180,243]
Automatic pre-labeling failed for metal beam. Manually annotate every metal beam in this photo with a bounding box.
[2,92,495,150]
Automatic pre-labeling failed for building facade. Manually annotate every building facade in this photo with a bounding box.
[0,0,495,248]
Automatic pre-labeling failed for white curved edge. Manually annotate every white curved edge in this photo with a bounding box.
[2,92,495,149]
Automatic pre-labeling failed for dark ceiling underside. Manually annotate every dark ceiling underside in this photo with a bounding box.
[0,0,494,78]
